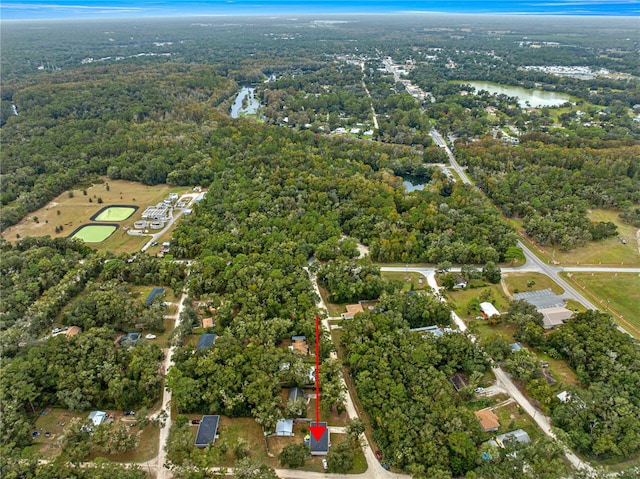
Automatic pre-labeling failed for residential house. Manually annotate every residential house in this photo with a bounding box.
[475,409,500,432]
[195,415,220,448]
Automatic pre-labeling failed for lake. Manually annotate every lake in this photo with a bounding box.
[459,81,572,108]
[230,87,261,118]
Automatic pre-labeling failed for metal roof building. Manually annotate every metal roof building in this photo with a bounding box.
[195,415,220,448]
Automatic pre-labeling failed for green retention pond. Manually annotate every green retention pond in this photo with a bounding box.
[70,224,118,243]
[91,205,137,222]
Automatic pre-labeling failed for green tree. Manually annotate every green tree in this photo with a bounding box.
[482,262,501,284]
[326,440,354,473]
[278,443,309,468]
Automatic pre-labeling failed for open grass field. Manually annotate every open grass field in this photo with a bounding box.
[502,272,564,296]
[381,271,429,292]
[444,283,511,321]
[491,402,542,442]
[566,273,640,338]
[1,178,189,254]
[30,407,159,463]
[514,209,639,266]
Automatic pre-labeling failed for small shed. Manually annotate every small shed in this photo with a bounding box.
[197,334,217,350]
[449,372,469,392]
[475,409,500,432]
[195,415,220,448]
[275,419,294,437]
[309,421,329,455]
[480,302,500,318]
[88,411,110,427]
[288,387,305,403]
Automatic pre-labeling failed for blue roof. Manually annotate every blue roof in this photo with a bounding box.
[145,288,165,306]
[197,334,217,350]
[310,421,329,454]
[195,415,220,447]
[291,335,306,341]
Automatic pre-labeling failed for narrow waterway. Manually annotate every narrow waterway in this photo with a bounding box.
[230,87,260,118]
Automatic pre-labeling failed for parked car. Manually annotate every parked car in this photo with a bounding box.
[160,302,168,307]
[123,410,136,416]
[475,387,484,393]
[145,334,157,339]
[191,419,201,425]
[381,462,390,471]
[375,450,382,460]
[322,459,328,470]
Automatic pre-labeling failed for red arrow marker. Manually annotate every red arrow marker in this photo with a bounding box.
[309,315,327,442]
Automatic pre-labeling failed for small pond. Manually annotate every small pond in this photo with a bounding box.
[92,205,137,222]
[70,224,118,243]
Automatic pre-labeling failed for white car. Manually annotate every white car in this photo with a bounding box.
[145,334,157,340]
[322,459,328,470]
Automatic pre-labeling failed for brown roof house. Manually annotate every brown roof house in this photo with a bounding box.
[475,409,500,432]
[291,335,309,355]
[341,303,364,319]
[202,318,214,329]
[65,326,82,337]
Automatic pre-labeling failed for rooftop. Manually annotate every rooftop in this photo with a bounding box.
[475,409,500,432]
[197,334,217,350]
[310,421,329,455]
[195,415,220,448]
[539,307,573,329]
[480,302,500,318]
[342,303,364,319]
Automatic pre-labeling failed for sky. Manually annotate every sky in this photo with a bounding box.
[1,0,638,20]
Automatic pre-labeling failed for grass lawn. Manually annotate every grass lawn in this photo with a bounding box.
[492,402,542,442]
[31,408,159,463]
[566,273,640,338]
[31,408,86,457]
[317,285,347,318]
[443,284,511,321]
[502,272,564,296]
[535,209,638,266]
[1,178,189,254]
[210,416,269,467]
[381,271,429,292]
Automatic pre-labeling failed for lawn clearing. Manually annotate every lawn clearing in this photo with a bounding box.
[211,416,269,467]
[534,209,639,266]
[502,272,564,296]
[492,402,542,442]
[1,178,189,254]
[381,271,429,292]
[443,284,510,321]
[566,273,640,338]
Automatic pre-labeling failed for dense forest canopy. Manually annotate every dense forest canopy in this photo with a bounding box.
[1,13,639,477]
